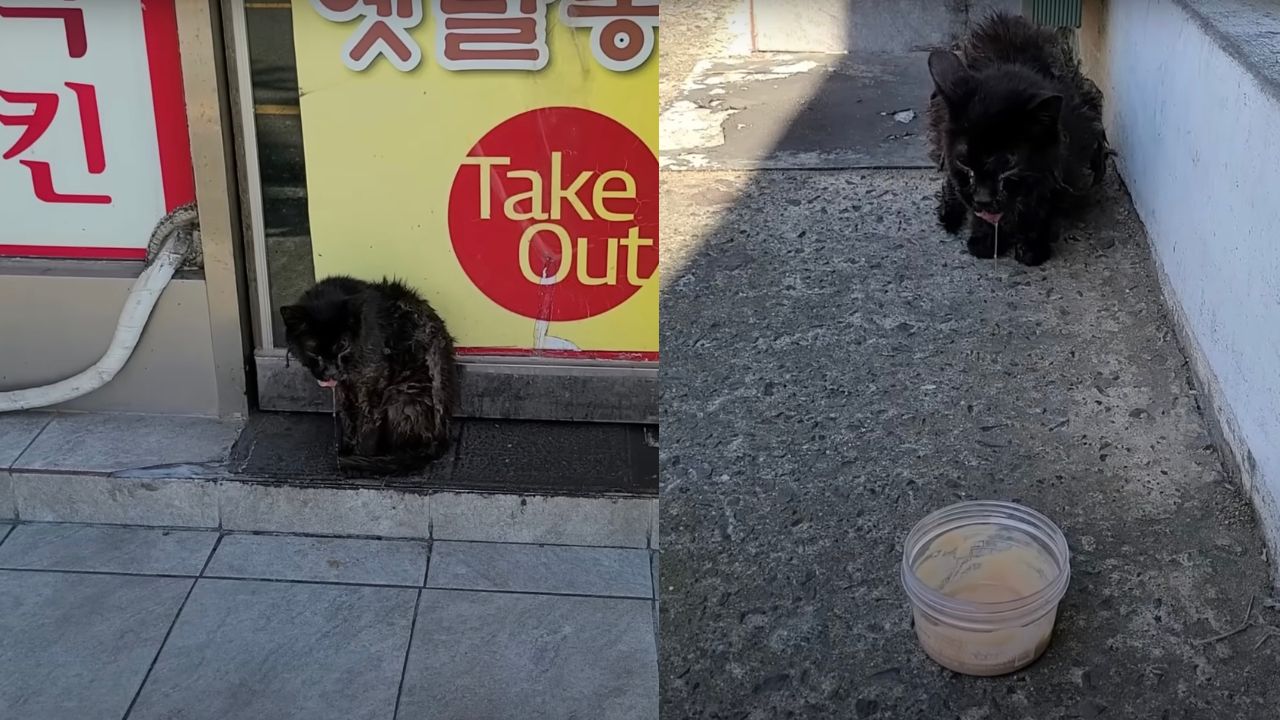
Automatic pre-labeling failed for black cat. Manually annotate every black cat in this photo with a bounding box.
[281,276,458,475]
[926,12,1110,266]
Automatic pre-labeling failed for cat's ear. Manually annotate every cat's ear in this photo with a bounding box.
[1027,93,1064,126]
[280,304,308,331]
[928,51,970,104]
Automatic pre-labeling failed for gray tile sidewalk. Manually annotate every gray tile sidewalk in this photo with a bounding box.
[0,523,658,720]
[0,524,216,575]
[205,533,429,586]
[0,477,12,520]
[14,413,242,473]
[0,412,51,469]
[129,579,418,720]
[0,570,193,720]
[428,540,653,598]
[400,590,658,720]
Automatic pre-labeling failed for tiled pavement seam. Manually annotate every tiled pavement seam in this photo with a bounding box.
[0,522,658,720]
[120,532,223,719]
[0,523,657,596]
[0,566,656,598]
[0,523,653,551]
[391,540,429,720]
[0,412,54,471]
[652,552,661,638]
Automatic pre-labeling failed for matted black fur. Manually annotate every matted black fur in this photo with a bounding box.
[281,276,458,475]
[926,12,1110,266]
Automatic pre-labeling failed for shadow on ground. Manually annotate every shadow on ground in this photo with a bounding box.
[659,52,1279,720]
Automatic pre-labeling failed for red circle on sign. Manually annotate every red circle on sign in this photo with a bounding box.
[448,106,658,322]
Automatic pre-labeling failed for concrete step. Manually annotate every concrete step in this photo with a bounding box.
[0,411,656,548]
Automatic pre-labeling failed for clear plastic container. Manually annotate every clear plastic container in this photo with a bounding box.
[901,501,1070,676]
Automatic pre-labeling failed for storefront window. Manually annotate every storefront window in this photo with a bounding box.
[243,1,313,348]
[235,0,657,366]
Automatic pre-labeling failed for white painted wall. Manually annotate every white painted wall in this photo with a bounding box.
[748,0,1021,53]
[1087,0,1280,565]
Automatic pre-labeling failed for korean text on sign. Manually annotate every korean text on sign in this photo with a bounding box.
[0,3,110,204]
[311,0,659,72]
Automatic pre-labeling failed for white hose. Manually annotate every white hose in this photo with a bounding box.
[0,208,198,412]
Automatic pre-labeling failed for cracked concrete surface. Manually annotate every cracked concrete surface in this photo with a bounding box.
[660,53,933,171]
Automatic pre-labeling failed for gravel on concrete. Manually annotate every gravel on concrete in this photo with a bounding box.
[660,0,744,109]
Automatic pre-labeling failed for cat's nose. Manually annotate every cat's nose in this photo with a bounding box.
[972,186,995,205]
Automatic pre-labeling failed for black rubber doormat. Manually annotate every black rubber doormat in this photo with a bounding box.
[228,413,657,497]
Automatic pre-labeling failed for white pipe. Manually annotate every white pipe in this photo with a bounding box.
[0,226,195,412]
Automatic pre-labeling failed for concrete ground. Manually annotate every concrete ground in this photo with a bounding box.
[0,521,658,720]
[658,14,1280,718]
[659,0,744,108]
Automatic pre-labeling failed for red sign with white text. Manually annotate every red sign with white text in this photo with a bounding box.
[0,0,193,260]
[448,106,658,323]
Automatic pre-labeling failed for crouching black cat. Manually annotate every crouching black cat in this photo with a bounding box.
[926,12,1110,266]
[281,276,458,475]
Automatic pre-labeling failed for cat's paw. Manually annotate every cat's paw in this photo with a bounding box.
[1014,241,1051,266]
[938,197,966,234]
[966,231,997,258]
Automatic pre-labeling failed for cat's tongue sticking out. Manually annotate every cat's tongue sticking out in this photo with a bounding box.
[318,379,338,388]
[975,211,1003,225]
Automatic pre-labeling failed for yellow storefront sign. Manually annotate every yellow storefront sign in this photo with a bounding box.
[292,0,658,360]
